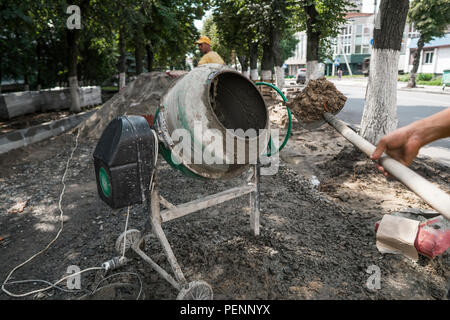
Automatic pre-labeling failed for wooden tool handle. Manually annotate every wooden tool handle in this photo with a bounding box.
[323,112,450,220]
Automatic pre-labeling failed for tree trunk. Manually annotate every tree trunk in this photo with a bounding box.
[360,0,409,144]
[135,46,143,75]
[145,43,154,72]
[24,74,29,91]
[134,30,143,75]
[261,42,274,81]
[36,39,42,90]
[304,3,320,83]
[249,42,258,80]
[407,34,425,88]
[118,28,126,90]
[272,26,284,89]
[238,55,249,77]
[67,29,81,113]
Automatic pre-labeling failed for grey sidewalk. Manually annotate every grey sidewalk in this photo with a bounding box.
[328,78,450,95]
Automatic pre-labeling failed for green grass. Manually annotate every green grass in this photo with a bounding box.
[417,73,433,81]
[326,75,366,79]
[417,77,442,86]
[398,74,443,86]
[101,86,119,91]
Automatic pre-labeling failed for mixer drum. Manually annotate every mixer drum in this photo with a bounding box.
[157,64,270,180]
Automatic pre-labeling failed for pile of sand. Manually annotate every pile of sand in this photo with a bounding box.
[287,77,347,124]
[78,72,181,140]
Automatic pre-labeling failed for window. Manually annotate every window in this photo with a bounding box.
[356,24,363,34]
[331,38,338,55]
[354,24,371,54]
[339,25,352,54]
[424,51,434,64]
[408,23,420,38]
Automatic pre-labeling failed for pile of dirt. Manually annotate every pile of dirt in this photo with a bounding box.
[0,74,449,301]
[287,77,347,124]
[268,102,298,129]
[78,72,178,140]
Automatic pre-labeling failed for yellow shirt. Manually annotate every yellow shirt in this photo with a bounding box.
[198,51,225,65]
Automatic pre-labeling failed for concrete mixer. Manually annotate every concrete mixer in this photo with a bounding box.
[92,64,292,299]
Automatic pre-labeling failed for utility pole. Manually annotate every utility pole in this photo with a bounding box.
[374,0,379,27]
[338,36,353,76]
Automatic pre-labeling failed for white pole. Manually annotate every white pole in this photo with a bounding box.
[339,37,353,76]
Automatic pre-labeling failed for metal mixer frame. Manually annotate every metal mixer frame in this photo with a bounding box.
[121,154,262,300]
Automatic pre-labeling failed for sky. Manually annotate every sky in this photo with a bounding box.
[361,0,381,13]
[194,9,213,32]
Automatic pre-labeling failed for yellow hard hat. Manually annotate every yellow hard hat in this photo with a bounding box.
[195,36,211,45]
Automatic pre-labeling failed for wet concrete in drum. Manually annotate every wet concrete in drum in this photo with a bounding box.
[0,129,448,300]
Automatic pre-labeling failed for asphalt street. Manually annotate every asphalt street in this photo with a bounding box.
[334,83,450,150]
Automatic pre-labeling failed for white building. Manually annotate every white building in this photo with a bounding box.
[284,32,307,76]
[403,34,450,75]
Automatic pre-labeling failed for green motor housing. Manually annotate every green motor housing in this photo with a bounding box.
[93,115,156,209]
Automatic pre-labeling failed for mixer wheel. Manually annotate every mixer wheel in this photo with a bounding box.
[115,229,143,255]
[176,281,213,300]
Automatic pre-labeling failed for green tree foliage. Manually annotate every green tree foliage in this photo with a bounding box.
[0,1,35,86]
[281,27,300,62]
[1,0,208,91]
[211,0,352,79]
[289,0,355,64]
[407,0,450,87]
[213,0,297,74]
[409,0,450,42]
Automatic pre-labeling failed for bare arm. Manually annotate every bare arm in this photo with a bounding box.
[371,108,450,176]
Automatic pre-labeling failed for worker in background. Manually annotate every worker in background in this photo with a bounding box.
[195,36,225,66]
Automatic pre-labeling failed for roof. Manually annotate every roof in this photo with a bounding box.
[408,33,450,49]
[345,12,373,19]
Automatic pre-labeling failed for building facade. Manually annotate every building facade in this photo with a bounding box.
[326,12,374,76]
[284,0,450,77]
[284,32,307,77]
[404,34,450,75]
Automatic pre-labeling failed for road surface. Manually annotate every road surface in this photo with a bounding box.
[334,83,450,150]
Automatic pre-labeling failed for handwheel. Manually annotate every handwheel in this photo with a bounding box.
[115,229,142,255]
[176,281,213,300]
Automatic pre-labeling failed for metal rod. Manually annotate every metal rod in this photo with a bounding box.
[250,163,261,236]
[160,184,256,223]
[150,169,186,284]
[323,112,450,220]
[160,196,176,209]
[132,246,182,291]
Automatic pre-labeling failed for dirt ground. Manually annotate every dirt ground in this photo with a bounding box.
[0,81,449,300]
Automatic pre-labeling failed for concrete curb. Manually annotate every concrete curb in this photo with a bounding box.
[0,109,96,155]
[397,88,450,96]
[0,87,101,120]
[329,80,450,95]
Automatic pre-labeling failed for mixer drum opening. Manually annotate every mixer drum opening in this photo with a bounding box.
[209,72,267,134]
